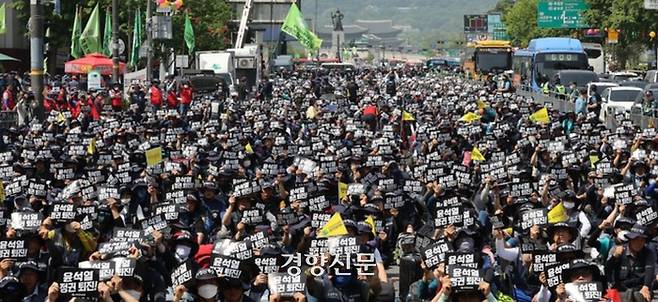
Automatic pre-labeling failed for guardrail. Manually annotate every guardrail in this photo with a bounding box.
[517,86,658,130]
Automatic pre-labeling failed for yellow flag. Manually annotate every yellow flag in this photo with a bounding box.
[459,112,481,123]
[548,202,569,223]
[318,212,349,238]
[338,182,348,200]
[402,111,415,121]
[529,107,550,124]
[245,143,254,154]
[56,112,66,124]
[477,99,488,109]
[365,215,377,236]
[145,147,163,166]
[87,138,96,155]
[589,155,600,169]
[471,147,485,162]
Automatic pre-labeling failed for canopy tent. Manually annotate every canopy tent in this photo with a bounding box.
[64,53,126,75]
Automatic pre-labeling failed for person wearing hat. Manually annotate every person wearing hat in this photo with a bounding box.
[172,268,219,302]
[535,258,605,302]
[561,259,605,301]
[17,261,46,302]
[213,276,254,302]
[546,222,578,250]
[0,276,25,302]
[605,224,655,302]
[622,156,649,191]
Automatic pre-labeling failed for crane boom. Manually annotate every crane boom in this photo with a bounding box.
[235,0,254,49]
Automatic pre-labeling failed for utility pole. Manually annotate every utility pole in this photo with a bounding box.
[30,0,45,121]
[111,0,120,83]
[146,0,153,82]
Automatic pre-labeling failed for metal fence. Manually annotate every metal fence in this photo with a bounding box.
[517,86,658,130]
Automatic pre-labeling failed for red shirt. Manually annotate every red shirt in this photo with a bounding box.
[110,90,122,108]
[180,87,193,105]
[2,90,14,110]
[167,90,178,108]
[150,86,163,106]
[363,105,378,116]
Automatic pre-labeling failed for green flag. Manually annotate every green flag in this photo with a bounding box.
[71,5,83,59]
[0,3,6,34]
[281,3,322,51]
[130,7,143,67]
[80,3,101,54]
[184,13,195,56]
[103,7,112,57]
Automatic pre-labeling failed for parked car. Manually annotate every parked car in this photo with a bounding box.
[599,86,643,122]
[619,80,648,89]
[610,72,640,83]
[644,70,658,83]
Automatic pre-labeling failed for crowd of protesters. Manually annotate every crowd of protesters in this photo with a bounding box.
[0,63,655,302]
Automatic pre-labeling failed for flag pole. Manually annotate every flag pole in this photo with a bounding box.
[30,0,45,121]
[112,0,120,84]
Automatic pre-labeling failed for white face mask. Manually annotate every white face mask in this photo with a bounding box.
[125,289,142,300]
[175,245,192,262]
[563,201,575,210]
[198,284,218,299]
[616,231,628,242]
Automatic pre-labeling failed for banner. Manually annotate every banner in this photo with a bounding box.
[281,3,322,51]
[317,212,348,238]
[471,147,485,162]
[548,202,568,223]
[80,3,101,55]
[530,107,550,124]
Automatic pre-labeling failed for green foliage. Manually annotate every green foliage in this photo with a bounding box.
[502,0,568,47]
[10,0,232,66]
[584,0,658,68]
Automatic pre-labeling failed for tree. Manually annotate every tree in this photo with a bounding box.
[584,0,658,68]
[503,0,569,47]
[10,0,232,70]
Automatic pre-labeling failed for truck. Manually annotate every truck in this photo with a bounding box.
[227,44,262,91]
[196,51,236,89]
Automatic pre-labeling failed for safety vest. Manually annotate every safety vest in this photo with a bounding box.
[555,84,566,95]
[541,82,550,94]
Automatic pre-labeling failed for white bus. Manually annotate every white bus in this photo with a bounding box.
[582,42,605,74]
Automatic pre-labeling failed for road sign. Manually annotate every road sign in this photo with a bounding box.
[645,0,658,9]
[607,29,619,44]
[175,55,189,68]
[464,15,488,32]
[87,71,102,91]
[537,0,589,29]
[113,39,126,55]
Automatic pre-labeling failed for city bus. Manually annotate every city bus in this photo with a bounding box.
[462,40,513,80]
[582,42,605,74]
[512,37,589,92]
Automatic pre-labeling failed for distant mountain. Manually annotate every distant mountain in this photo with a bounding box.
[301,0,499,46]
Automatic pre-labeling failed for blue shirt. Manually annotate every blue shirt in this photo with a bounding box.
[575,96,587,114]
